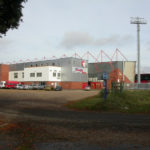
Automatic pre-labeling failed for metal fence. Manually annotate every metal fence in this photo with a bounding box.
[124,83,150,90]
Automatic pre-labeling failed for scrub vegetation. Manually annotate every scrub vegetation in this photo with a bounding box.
[67,90,150,113]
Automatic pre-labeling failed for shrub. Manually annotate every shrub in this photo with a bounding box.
[51,87,54,91]
[44,86,51,91]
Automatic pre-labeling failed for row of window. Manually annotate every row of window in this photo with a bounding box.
[53,72,61,78]
[13,72,61,78]
[30,72,42,77]
[29,62,57,67]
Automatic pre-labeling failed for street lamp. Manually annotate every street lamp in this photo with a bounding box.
[130,17,147,84]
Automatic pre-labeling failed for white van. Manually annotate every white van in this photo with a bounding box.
[0,81,6,88]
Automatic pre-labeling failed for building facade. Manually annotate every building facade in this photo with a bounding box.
[0,58,136,89]
[88,61,136,89]
[4,57,88,89]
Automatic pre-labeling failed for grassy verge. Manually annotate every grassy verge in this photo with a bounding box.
[67,90,150,113]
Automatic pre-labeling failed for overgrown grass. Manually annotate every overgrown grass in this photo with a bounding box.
[67,90,150,113]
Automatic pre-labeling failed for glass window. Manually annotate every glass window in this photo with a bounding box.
[30,73,35,77]
[37,72,42,77]
[53,72,56,77]
[58,73,61,77]
[14,73,18,78]
[22,72,24,78]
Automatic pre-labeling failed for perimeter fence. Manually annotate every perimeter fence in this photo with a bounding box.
[124,83,150,90]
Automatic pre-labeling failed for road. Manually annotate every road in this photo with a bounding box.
[0,89,150,149]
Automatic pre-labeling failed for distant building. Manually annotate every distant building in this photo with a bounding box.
[88,61,136,89]
[0,57,136,89]
[1,57,88,89]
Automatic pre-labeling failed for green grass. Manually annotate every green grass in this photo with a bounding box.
[67,90,150,113]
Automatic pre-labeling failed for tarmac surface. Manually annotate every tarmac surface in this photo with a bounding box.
[35,142,150,150]
[0,89,150,150]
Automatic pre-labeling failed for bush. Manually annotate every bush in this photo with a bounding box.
[45,86,55,91]
[51,87,54,91]
[44,86,51,91]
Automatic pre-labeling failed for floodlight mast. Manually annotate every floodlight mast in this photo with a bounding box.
[130,17,147,84]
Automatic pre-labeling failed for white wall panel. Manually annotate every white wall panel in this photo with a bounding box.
[9,71,24,82]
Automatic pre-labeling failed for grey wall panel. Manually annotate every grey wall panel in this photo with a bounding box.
[9,57,88,82]
[88,61,135,81]
[59,57,88,82]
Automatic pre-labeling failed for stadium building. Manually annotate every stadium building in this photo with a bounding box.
[0,57,88,89]
[0,52,136,89]
[88,61,136,89]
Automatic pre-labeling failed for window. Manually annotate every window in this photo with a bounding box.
[30,73,35,77]
[22,72,24,78]
[37,72,42,77]
[57,73,61,79]
[14,73,18,78]
[53,72,56,77]
[52,63,55,66]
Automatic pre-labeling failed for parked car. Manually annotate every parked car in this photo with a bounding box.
[32,85,39,90]
[15,84,24,89]
[38,85,45,90]
[84,86,91,91]
[55,85,62,91]
[32,85,45,90]
[23,85,33,90]
[0,81,6,88]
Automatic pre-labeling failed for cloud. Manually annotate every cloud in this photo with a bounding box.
[60,32,93,49]
[95,35,134,46]
[60,32,134,49]
[0,38,13,51]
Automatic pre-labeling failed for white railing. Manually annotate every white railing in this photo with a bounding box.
[124,83,150,90]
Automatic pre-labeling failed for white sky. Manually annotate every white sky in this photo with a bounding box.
[0,0,150,71]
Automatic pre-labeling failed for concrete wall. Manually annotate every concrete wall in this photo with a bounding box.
[9,70,24,82]
[59,57,88,82]
[9,66,61,82]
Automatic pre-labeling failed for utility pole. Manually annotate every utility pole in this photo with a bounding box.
[130,17,147,84]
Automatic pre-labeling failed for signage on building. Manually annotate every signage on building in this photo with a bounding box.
[81,60,87,68]
[72,60,88,74]
[72,67,88,74]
